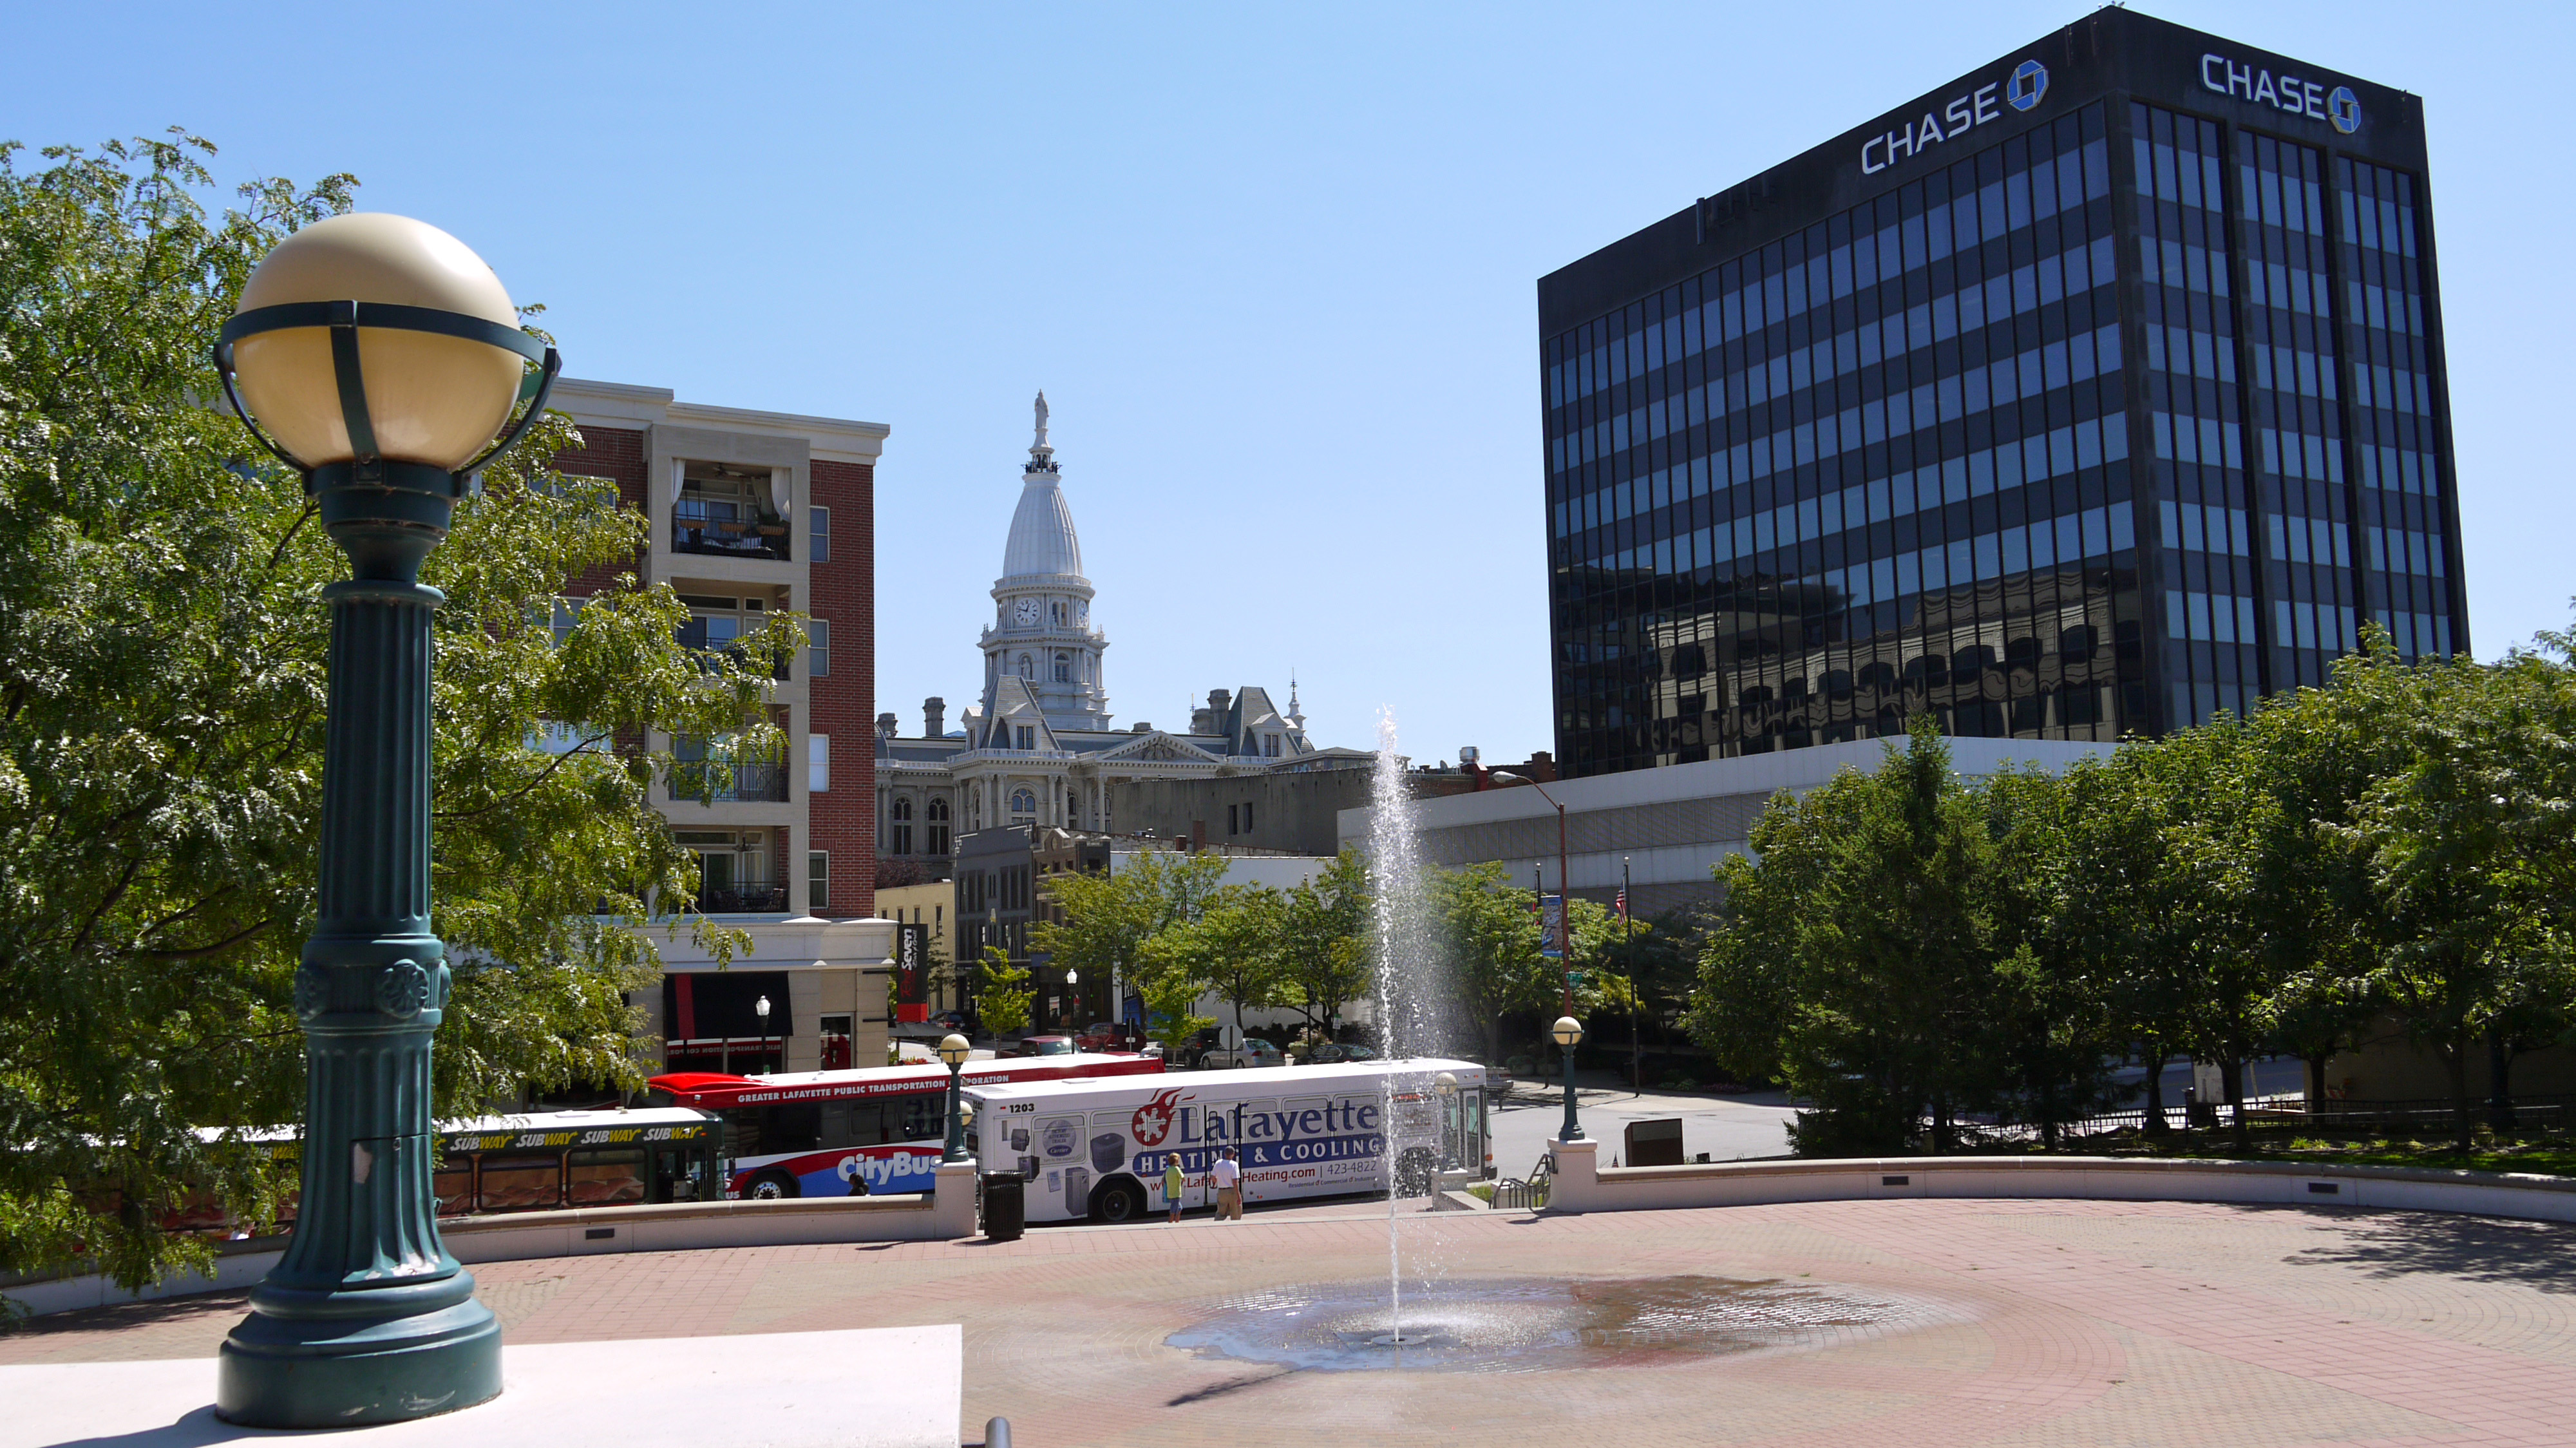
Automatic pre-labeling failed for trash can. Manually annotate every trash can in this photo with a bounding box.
[981,1171,1025,1242]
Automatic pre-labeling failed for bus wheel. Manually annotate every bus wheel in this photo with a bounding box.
[1394,1148,1437,1198]
[1088,1180,1149,1224]
[748,1171,799,1200]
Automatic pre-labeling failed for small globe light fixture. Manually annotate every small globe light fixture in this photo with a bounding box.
[213,214,556,1429]
[939,1033,975,1161]
[1552,1016,1587,1143]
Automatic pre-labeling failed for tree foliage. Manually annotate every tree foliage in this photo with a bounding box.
[1691,621,2576,1157]
[0,135,795,1284]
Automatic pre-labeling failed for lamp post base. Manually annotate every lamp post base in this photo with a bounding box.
[215,1272,502,1427]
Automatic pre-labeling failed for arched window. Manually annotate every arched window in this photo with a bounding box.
[1009,788,1036,820]
[1066,788,1079,821]
[926,798,949,821]
[891,797,913,821]
[1052,602,1066,625]
[1017,654,1034,679]
[1053,652,1071,683]
[926,796,951,855]
[890,796,913,855]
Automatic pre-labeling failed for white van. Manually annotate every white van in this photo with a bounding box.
[964,1058,1491,1224]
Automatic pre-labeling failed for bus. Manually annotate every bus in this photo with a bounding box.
[189,1106,724,1232]
[963,1058,1490,1225]
[648,1053,1164,1200]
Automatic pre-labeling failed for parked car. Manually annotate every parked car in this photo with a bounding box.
[1306,1042,1380,1065]
[1071,1021,1132,1051]
[1174,1026,1226,1068]
[1198,1037,1284,1070]
[929,1011,967,1032]
[999,1034,1078,1058]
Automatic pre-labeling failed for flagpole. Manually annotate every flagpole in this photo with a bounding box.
[1622,856,1639,1094]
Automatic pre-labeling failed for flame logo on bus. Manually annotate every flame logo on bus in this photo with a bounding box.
[1132,1087,1187,1147]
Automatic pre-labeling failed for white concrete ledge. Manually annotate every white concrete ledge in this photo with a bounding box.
[1540,1138,2576,1223]
[0,1325,960,1447]
[5,1160,983,1319]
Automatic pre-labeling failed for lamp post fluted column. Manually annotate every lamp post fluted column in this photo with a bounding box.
[208,213,560,1429]
[218,461,501,1425]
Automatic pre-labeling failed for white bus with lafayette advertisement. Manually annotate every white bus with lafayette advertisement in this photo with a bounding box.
[963,1059,1491,1224]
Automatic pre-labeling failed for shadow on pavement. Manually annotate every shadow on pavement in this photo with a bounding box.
[2286,1210,2576,1293]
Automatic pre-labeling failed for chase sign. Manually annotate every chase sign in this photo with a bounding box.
[1862,59,2050,176]
[2201,53,2363,135]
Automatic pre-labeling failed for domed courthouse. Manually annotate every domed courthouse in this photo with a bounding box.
[873,397,1365,870]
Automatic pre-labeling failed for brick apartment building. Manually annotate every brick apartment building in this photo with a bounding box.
[549,378,896,1074]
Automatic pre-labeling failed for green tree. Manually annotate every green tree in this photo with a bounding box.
[1691,723,2008,1156]
[1137,886,1289,1043]
[1276,849,1370,1042]
[0,135,794,1285]
[2338,633,2576,1147]
[971,946,1033,1038]
[1031,848,1229,1042]
[1430,862,1629,1065]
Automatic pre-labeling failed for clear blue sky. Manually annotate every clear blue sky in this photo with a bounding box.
[6,3,2567,764]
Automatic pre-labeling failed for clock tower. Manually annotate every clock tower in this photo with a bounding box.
[981,392,1111,732]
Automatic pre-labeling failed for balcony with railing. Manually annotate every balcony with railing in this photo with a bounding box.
[676,618,792,681]
[667,759,790,805]
[685,882,789,914]
[672,473,790,562]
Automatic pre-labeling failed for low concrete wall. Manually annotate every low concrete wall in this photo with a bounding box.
[4,1160,983,1319]
[1541,1137,2576,1222]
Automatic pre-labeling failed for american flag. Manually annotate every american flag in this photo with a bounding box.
[1614,889,1627,919]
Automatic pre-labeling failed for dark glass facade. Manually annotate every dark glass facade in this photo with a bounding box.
[1540,10,2465,777]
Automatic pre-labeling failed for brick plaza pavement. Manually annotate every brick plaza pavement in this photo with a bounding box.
[10,1196,2576,1446]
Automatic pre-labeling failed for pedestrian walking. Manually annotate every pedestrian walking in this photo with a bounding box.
[1164,1155,1186,1223]
[1211,1146,1243,1220]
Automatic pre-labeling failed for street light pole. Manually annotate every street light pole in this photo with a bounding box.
[1551,1016,1587,1143]
[1492,773,1572,1013]
[756,994,773,1072]
[211,214,562,1427]
[938,1033,972,1163]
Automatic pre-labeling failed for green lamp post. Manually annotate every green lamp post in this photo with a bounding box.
[939,1032,974,1163]
[1551,1016,1587,1143]
[209,213,560,1427]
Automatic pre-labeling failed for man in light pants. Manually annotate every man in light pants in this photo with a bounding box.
[1211,1146,1243,1220]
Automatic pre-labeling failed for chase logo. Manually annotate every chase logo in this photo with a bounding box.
[2329,85,2362,135]
[2007,59,2049,113]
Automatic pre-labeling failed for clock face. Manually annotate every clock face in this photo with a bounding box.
[1012,598,1043,626]
[1075,600,1089,623]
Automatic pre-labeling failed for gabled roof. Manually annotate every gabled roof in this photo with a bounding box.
[1096,730,1226,765]
[980,675,1061,750]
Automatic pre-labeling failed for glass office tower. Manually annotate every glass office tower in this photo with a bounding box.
[1539,9,2463,777]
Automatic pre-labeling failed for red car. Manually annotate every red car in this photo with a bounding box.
[1072,1021,1132,1051]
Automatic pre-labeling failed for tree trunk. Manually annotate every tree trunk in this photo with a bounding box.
[2141,1045,2170,1138]
[2306,1053,2333,1109]
[2444,1038,2474,1152]
[2224,1052,2249,1155]
[2487,1027,2517,1136]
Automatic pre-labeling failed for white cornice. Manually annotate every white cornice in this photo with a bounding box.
[549,377,889,461]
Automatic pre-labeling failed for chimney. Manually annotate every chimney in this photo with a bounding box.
[1132,721,1152,733]
[875,712,898,738]
[1208,688,1231,718]
[1190,706,1213,733]
[924,696,945,737]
